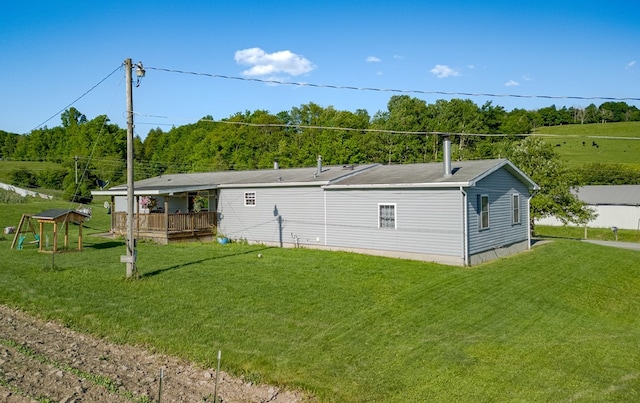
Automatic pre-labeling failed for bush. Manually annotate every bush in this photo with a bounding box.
[574,163,640,185]
[63,182,93,204]
[9,168,38,188]
[37,168,70,190]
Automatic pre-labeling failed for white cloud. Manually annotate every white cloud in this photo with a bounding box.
[234,47,315,77]
[467,64,475,69]
[522,74,532,81]
[430,64,460,78]
[393,54,404,60]
[627,60,636,69]
[366,56,381,63]
[505,80,520,87]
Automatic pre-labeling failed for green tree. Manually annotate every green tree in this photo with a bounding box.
[0,130,18,158]
[371,96,429,164]
[500,109,533,134]
[61,107,87,128]
[506,137,595,231]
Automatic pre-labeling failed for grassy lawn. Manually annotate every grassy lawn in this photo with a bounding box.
[0,160,64,183]
[1,199,639,401]
[533,122,640,168]
[536,224,640,243]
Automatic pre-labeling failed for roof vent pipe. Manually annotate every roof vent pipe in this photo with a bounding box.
[443,134,452,177]
[316,155,322,176]
[274,159,279,170]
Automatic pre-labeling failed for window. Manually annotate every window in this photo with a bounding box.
[244,192,256,206]
[479,194,490,229]
[379,204,396,229]
[512,193,521,224]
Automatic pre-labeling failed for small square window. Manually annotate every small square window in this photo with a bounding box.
[244,192,256,206]
[379,204,396,229]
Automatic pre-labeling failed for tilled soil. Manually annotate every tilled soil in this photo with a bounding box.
[0,305,311,402]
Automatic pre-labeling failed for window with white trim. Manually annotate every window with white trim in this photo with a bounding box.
[479,194,490,229]
[244,192,256,206]
[512,193,521,224]
[379,203,396,229]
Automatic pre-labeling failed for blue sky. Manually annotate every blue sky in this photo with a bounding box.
[1,0,638,137]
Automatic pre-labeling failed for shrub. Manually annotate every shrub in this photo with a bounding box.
[63,182,93,204]
[9,168,38,188]
[37,168,70,190]
[0,188,25,204]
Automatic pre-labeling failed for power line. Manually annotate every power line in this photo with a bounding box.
[134,113,529,137]
[32,64,123,131]
[145,65,640,103]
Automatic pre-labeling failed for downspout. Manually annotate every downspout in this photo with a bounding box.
[527,193,533,250]
[460,186,469,266]
[324,190,328,246]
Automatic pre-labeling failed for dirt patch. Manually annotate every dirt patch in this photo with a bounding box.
[0,305,312,402]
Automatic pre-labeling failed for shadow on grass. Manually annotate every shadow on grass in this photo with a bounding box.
[87,241,124,250]
[533,235,583,241]
[141,246,274,278]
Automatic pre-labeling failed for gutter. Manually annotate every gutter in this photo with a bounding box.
[460,186,470,266]
[324,181,471,190]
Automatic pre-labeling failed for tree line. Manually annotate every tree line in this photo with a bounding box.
[1,97,640,205]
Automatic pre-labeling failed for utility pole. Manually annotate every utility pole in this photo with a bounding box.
[74,155,78,184]
[122,58,137,278]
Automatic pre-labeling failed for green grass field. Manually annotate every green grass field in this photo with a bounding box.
[1,198,639,401]
[0,160,64,183]
[533,122,640,167]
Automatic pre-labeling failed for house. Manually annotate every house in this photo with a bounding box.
[93,140,538,266]
[536,185,640,230]
[92,160,378,244]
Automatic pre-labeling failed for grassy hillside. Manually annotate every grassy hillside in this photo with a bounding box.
[0,160,64,183]
[533,122,640,167]
[1,198,639,401]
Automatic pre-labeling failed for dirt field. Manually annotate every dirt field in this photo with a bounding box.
[0,305,311,402]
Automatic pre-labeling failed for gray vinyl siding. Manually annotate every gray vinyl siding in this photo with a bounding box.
[325,188,463,257]
[466,168,530,255]
[217,186,325,246]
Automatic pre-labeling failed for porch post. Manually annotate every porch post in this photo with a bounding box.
[110,199,114,234]
[39,221,44,252]
[164,201,169,237]
[78,220,83,251]
[64,221,69,249]
[53,222,58,253]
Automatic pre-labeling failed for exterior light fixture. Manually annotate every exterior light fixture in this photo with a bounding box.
[135,62,145,87]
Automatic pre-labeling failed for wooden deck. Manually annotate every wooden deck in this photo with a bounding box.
[111,212,217,244]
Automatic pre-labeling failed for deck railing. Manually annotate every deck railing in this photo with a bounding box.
[111,212,217,235]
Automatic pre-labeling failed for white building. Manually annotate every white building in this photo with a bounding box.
[536,185,640,230]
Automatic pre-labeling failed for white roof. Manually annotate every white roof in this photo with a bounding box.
[575,185,640,206]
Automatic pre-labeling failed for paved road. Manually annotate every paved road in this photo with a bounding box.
[582,239,640,251]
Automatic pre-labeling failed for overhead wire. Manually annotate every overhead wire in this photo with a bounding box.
[31,64,123,131]
[145,65,640,102]
[134,112,640,140]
